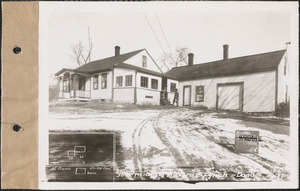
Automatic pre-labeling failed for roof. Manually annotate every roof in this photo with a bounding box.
[166,50,286,81]
[74,49,144,74]
[55,48,173,78]
[55,68,75,76]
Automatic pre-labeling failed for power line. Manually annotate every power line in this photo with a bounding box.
[143,12,166,54]
[155,13,172,53]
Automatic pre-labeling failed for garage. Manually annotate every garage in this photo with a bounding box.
[217,82,243,111]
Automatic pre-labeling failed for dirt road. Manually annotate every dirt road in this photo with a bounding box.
[49,104,290,182]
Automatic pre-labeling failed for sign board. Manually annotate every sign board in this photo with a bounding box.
[234,130,259,154]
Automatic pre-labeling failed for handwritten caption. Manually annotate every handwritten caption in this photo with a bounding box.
[116,169,285,180]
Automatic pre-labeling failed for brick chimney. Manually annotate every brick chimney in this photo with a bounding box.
[188,53,194,66]
[223,44,229,60]
[115,46,120,56]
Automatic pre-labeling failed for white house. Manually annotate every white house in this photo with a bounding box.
[55,46,178,105]
[166,45,289,112]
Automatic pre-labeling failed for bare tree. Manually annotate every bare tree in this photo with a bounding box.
[70,27,93,67]
[161,47,189,71]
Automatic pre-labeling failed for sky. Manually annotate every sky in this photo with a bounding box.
[39,2,296,77]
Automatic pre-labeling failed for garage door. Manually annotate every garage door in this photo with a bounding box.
[217,83,243,111]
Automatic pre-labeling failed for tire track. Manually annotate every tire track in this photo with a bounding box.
[132,116,153,178]
[152,111,191,181]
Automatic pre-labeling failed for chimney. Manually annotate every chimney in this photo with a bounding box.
[115,46,120,56]
[223,44,229,60]
[188,53,194,66]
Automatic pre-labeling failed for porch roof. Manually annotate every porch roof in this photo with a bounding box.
[54,68,89,76]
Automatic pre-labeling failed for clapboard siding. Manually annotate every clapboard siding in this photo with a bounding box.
[90,71,113,100]
[179,70,276,112]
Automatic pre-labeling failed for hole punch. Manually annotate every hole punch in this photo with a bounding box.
[12,124,22,132]
[13,46,21,54]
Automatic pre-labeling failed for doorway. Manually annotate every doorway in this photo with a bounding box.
[183,85,191,106]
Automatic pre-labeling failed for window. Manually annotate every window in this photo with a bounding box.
[116,76,123,87]
[284,57,287,76]
[93,75,98,90]
[170,83,176,92]
[151,79,158,89]
[101,73,107,89]
[142,55,147,68]
[63,80,70,92]
[141,76,148,88]
[195,86,204,102]
[125,75,132,86]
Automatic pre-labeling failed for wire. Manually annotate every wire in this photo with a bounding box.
[143,12,166,54]
[155,13,172,53]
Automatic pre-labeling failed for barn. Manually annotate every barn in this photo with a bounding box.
[166,45,289,112]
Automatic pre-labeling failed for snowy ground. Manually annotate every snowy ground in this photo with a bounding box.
[48,101,290,182]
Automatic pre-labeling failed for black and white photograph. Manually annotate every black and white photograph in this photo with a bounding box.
[38,2,298,189]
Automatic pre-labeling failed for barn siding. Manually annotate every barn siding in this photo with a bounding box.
[277,52,289,104]
[178,71,276,112]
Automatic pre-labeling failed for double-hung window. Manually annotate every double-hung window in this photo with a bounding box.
[141,76,148,88]
[101,73,107,89]
[125,75,132,86]
[151,79,158,89]
[284,57,287,76]
[142,55,147,68]
[93,75,98,90]
[116,76,123,87]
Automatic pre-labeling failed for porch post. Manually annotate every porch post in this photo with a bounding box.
[58,77,62,98]
[134,70,137,104]
[74,75,77,99]
[62,74,64,98]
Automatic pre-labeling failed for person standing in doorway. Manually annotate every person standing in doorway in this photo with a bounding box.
[173,89,179,106]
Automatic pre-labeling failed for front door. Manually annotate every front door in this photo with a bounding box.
[183,86,191,106]
[79,77,86,91]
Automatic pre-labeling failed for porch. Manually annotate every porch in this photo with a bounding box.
[58,90,91,99]
[58,71,91,100]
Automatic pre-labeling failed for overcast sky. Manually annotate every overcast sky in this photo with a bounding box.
[39,2,295,77]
